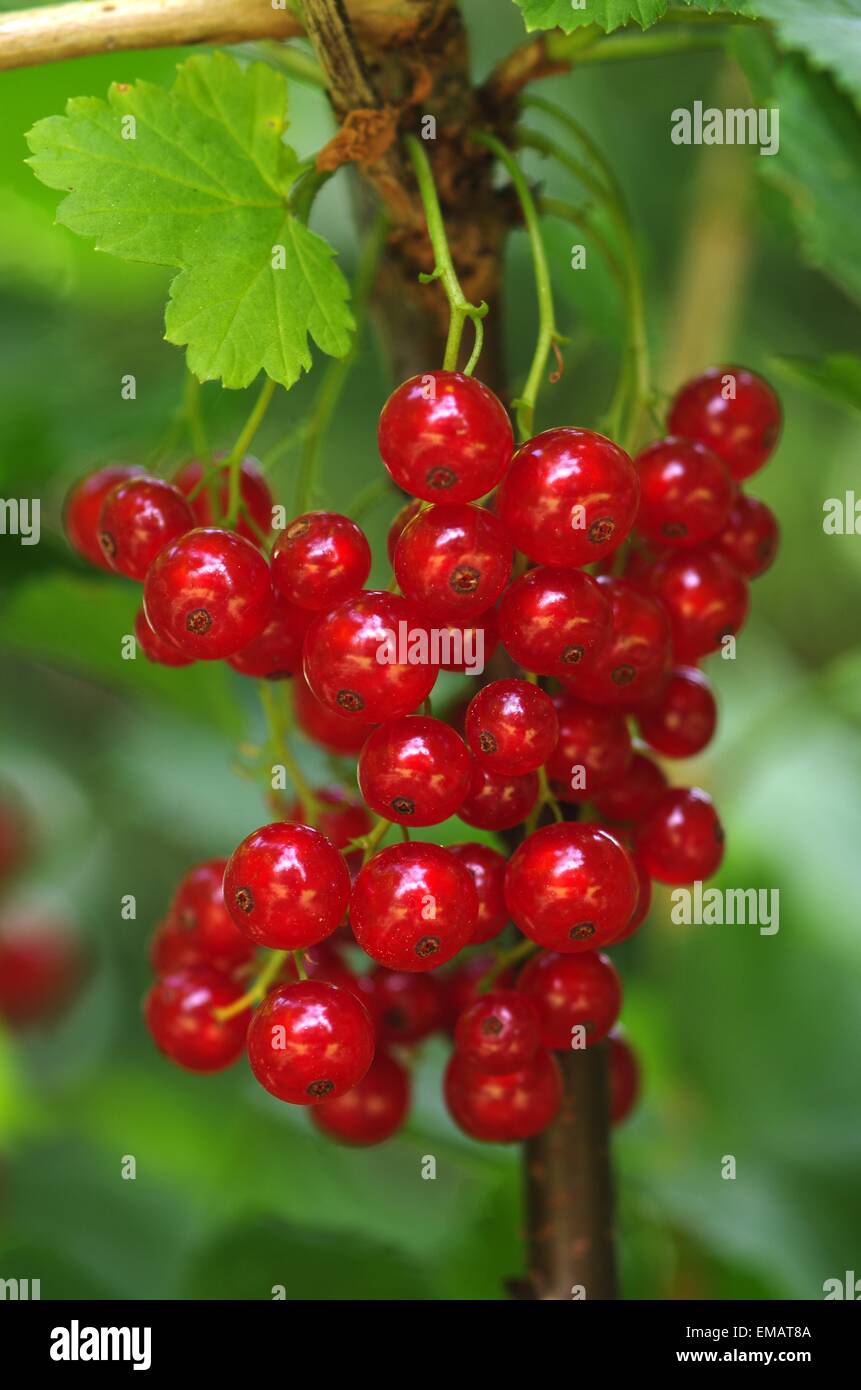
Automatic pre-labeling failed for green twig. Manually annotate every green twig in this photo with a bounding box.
[224,377,278,525]
[258,681,324,820]
[213,948,287,1019]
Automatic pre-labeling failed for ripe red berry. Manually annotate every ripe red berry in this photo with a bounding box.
[591,753,668,823]
[227,593,312,679]
[505,823,639,952]
[497,565,612,677]
[457,763,538,831]
[303,590,438,722]
[610,849,652,943]
[292,674,376,754]
[224,822,350,949]
[442,953,515,1028]
[637,666,717,758]
[387,499,423,564]
[134,607,194,668]
[350,842,478,972]
[444,1047,562,1142]
[668,366,781,481]
[272,511,371,611]
[246,979,374,1104]
[394,503,512,621]
[378,371,513,504]
[174,455,273,543]
[646,549,749,662]
[465,678,558,776]
[144,966,251,1072]
[168,859,255,971]
[372,969,445,1043]
[454,989,541,1073]
[560,577,671,709]
[712,492,779,579]
[63,464,145,570]
[517,949,621,1049]
[634,437,733,548]
[609,1030,640,1124]
[285,788,371,850]
[496,428,639,567]
[428,609,500,673]
[357,715,472,825]
[0,918,81,1027]
[312,1049,410,1145]
[447,843,508,944]
[98,476,194,580]
[545,692,632,801]
[144,528,273,660]
[635,787,724,884]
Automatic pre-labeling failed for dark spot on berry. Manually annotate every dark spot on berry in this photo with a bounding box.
[450,565,480,594]
[286,518,311,540]
[391,796,415,816]
[307,1079,334,1099]
[426,466,457,491]
[383,1007,407,1033]
[264,670,291,681]
[611,663,636,686]
[337,689,364,712]
[715,627,735,644]
[99,531,116,558]
[715,823,725,843]
[569,922,596,941]
[562,644,584,666]
[234,887,254,914]
[187,607,212,636]
[481,1015,504,1036]
[588,516,615,545]
[661,521,687,538]
[478,731,497,754]
[415,935,440,958]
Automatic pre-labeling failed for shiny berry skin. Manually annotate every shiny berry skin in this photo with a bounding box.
[292,674,376,754]
[312,1049,410,1145]
[610,850,652,943]
[591,753,668,824]
[634,437,733,548]
[303,590,438,722]
[357,715,472,826]
[246,979,375,1105]
[373,969,445,1043]
[285,788,370,850]
[496,428,639,567]
[144,966,251,1073]
[272,511,371,612]
[394,504,512,621]
[465,679,558,776]
[63,464,144,570]
[546,692,632,802]
[144,528,273,660]
[457,763,538,832]
[387,499,423,564]
[169,859,255,971]
[712,492,779,579]
[647,549,749,662]
[98,476,194,580]
[505,823,639,952]
[635,787,724,884]
[448,843,509,944]
[378,371,513,504]
[134,607,194,668]
[637,666,717,758]
[442,954,514,1029]
[610,1031,641,1124]
[430,609,500,673]
[454,989,541,1074]
[498,565,612,678]
[227,594,312,679]
[0,919,81,1027]
[517,950,621,1049]
[668,366,781,481]
[444,1047,562,1142]
[224,822,350,949]
[174,455,273,543]
[560,577,671,710]
[350,842,478,972]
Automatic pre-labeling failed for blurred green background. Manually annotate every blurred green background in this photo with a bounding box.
[1,1,860,1300]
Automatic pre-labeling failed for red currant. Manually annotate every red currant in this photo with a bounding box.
[144,528,273,660]
[224,822,350,949]
[457,763,538,832]
[668,366,781,481]
[609,1030,640,1124]
[246,979,374,1104]
[63,464,145,570]
[442,953,515,1029]
[634,437,733,548]
[303,590,438,722]
[98,476,194,580]
[560,577,671,709]
[227,594,312,679]
[174,455,273,543]
[312,1049,410,1145]
[285,788,370,850]
[497,564,612,677]
[635,787,724,883]
[465,678,558,776]
[357,715,472,825]
[517,949,621,1049]
[144,966,251,1072]
[447,842,508,944]
[505,823,639,952]
[378,371,513,504]
[454,989,540,1073]
[609,849,652,943]
[712,492,779,579]
[168,859,255,971]
[134,607,194,668]
[444,1047,562,1142]
[428,609,500,673]
[272,511,371,611]
[546,692,632,801]
[394,503,512,621]
[637,666,717,758]
[292,673,376,754]
[496,428,639,567]
[350,842,478,971]
[591,753,668,824]
[372,968,445,1043]
[387,499,423,564]
[647,549,749,662]
[0,917,81,1026]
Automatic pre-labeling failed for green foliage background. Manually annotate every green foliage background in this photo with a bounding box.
[1,0,860,1299]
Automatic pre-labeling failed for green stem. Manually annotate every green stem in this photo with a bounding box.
[184,369,210,463]
[258,682,324,820]
[347,475,396,522]
[361,815,393,865]
[559,31,727,65]
[539,196,625,287]
[479,937,538,993]
[292,950,308,982]
[213,948,287,1019]
[243,39,328,88]
[404,134,488,374]
[225,377,278,525]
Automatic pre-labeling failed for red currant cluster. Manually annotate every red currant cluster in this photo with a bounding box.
[62,362,779,1146]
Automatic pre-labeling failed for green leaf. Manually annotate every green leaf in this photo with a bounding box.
[25,51,353,390]
[772,352,861,413]
[738,0,861,108]
[511,0,739,35]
